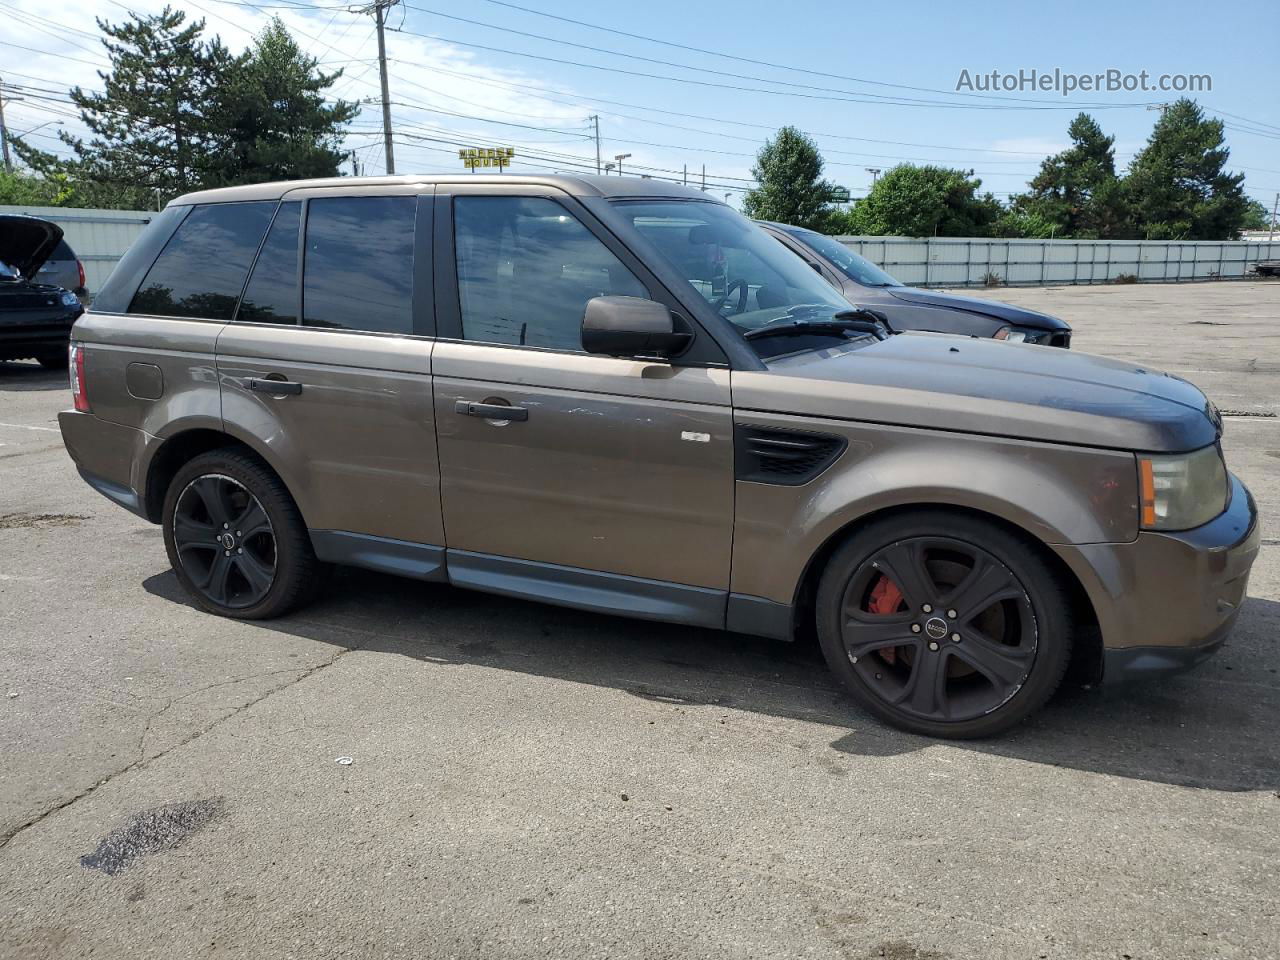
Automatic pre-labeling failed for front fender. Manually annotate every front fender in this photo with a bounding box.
[729,413,1139,606]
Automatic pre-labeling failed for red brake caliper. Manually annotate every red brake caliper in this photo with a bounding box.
[866,575,904,664]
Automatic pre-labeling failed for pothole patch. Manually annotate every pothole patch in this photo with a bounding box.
[0,513,89,530]
[80,798,227,876]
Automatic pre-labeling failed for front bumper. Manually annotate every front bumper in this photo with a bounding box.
[1053,473,1260,683]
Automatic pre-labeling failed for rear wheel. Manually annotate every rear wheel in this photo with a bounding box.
[162,448,318,619]
[816,511,1073,738]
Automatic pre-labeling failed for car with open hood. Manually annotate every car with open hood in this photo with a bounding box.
[759,220,1072,346]
[1,215,85,368]
[57,175,1257,738]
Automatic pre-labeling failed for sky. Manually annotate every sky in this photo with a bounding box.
[2,0,1278,212]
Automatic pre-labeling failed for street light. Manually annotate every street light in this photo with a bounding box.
[614,152,631,176]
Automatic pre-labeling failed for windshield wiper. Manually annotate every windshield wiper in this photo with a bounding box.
[743,307,892,342]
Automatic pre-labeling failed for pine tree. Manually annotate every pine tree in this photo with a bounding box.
[1125,99,1249,240]
[742,127,839,231]
[208,18,361,186]
[61,6,233,197]
[1014,113,1129,239]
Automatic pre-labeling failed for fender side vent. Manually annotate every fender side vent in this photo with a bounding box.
[735,425,847,485]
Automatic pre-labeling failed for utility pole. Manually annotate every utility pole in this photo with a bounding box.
[361,0,399,175]
[1269,192,1278,245]
[682,164,687,186]
[0,77,14,173]
[589,115,601,174]
[865,167,882,185]
[701,165,706,191]
[1146,102,1171,118]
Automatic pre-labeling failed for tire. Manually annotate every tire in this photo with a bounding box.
[161,447,318,620]
[815,510,1073,739]
[37,352,68,369]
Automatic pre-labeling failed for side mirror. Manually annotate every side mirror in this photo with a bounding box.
[581,296,692,359]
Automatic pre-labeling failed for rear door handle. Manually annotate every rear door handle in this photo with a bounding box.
[245,377,302,396]
[454,400,528,421]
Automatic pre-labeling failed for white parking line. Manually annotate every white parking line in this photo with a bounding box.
[0,422,59,433]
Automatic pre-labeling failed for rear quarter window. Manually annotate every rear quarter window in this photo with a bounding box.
[128,202,275,320]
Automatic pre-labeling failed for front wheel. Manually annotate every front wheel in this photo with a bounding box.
[162,448,318,619]
[815,511,1073,738]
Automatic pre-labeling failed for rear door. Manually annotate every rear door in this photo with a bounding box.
[431,184,735,625]
[216,184,445,577]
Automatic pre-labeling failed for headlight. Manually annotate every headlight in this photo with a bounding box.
[994,325,1048,344]
[1138,445,1228,530]
[60,289,80,307]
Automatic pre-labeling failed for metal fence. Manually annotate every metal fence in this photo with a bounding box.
[0,204,153,292]
[836,236,1280,288]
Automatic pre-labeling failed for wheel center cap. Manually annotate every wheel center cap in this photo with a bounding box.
[219,532,237,550]
[924,617,949,641]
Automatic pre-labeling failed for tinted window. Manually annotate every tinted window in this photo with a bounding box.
[302,196,415,333]
[51,239,74,259]
[238,202,300,325]
[129,202,274,320]
[91,206,186,315]
[454,196,646,351]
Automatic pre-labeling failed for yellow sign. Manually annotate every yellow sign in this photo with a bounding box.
[459,147,515,170]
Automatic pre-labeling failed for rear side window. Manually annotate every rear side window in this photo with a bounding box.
[51,239,74,259]
[453,196,646,351]
[129,202,274,320]
[302,196,415,333]
[237,202,300,325]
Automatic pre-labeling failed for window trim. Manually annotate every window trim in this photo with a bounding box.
[232,199,301,327]
[433,184,727,366]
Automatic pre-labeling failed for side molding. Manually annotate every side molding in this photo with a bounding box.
[447,550,726,628]
[310,530,446,582]
[725,594,794,641]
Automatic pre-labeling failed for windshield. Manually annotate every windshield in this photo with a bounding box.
[784,228,902,287]
[612,200,853,334]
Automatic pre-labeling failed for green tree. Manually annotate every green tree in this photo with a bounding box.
[1011,113,1130,238]
[1240,198,1272,232]
[0,166,73,206]
[207,18,360,186]
[845,165,1003,237]
[742,127,839,231]
[50,6,233,199]
[1124,99,1249,240]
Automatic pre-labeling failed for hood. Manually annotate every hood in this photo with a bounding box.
[0,216,64,280]
[886,287,1070,331]
[733,333,1219,452]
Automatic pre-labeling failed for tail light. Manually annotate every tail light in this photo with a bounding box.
[76,259,86,291]
[70,342,90,412]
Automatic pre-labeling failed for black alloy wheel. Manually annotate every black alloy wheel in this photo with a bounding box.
[172,474,277,609]
[162,448,319,619]
[816,511,1073,738]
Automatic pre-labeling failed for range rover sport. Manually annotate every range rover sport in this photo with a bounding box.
[58,175,1260,738]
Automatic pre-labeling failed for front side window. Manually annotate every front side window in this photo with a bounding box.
[238,202,301,325]
[129,202,275,320]
[302,196,416,333]
[613,200,850,335]
[454,196,646,351]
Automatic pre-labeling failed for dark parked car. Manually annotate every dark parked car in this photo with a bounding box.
[759,221,1072,347]
[59,175,1257,738]
[1,215,84,368]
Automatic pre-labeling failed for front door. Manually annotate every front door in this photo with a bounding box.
[216,186,446,577]
[432,187,734,626]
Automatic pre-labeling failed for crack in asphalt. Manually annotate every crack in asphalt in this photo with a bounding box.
[0,642,365,852]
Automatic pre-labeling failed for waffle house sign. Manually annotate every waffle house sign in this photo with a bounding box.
[459,147,515,170]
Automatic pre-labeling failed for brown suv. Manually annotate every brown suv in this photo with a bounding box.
[58,175,1260,737]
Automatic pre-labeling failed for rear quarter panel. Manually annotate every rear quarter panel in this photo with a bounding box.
[730,410,1139,606]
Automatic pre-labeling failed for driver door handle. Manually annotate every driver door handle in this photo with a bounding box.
[454,400,529,421]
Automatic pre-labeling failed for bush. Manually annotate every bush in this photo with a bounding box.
[1113,273,1139,284]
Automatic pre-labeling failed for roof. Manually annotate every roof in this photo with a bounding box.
[170,173,716,207]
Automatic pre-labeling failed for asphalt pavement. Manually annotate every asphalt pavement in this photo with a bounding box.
[1,280,1277,960]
